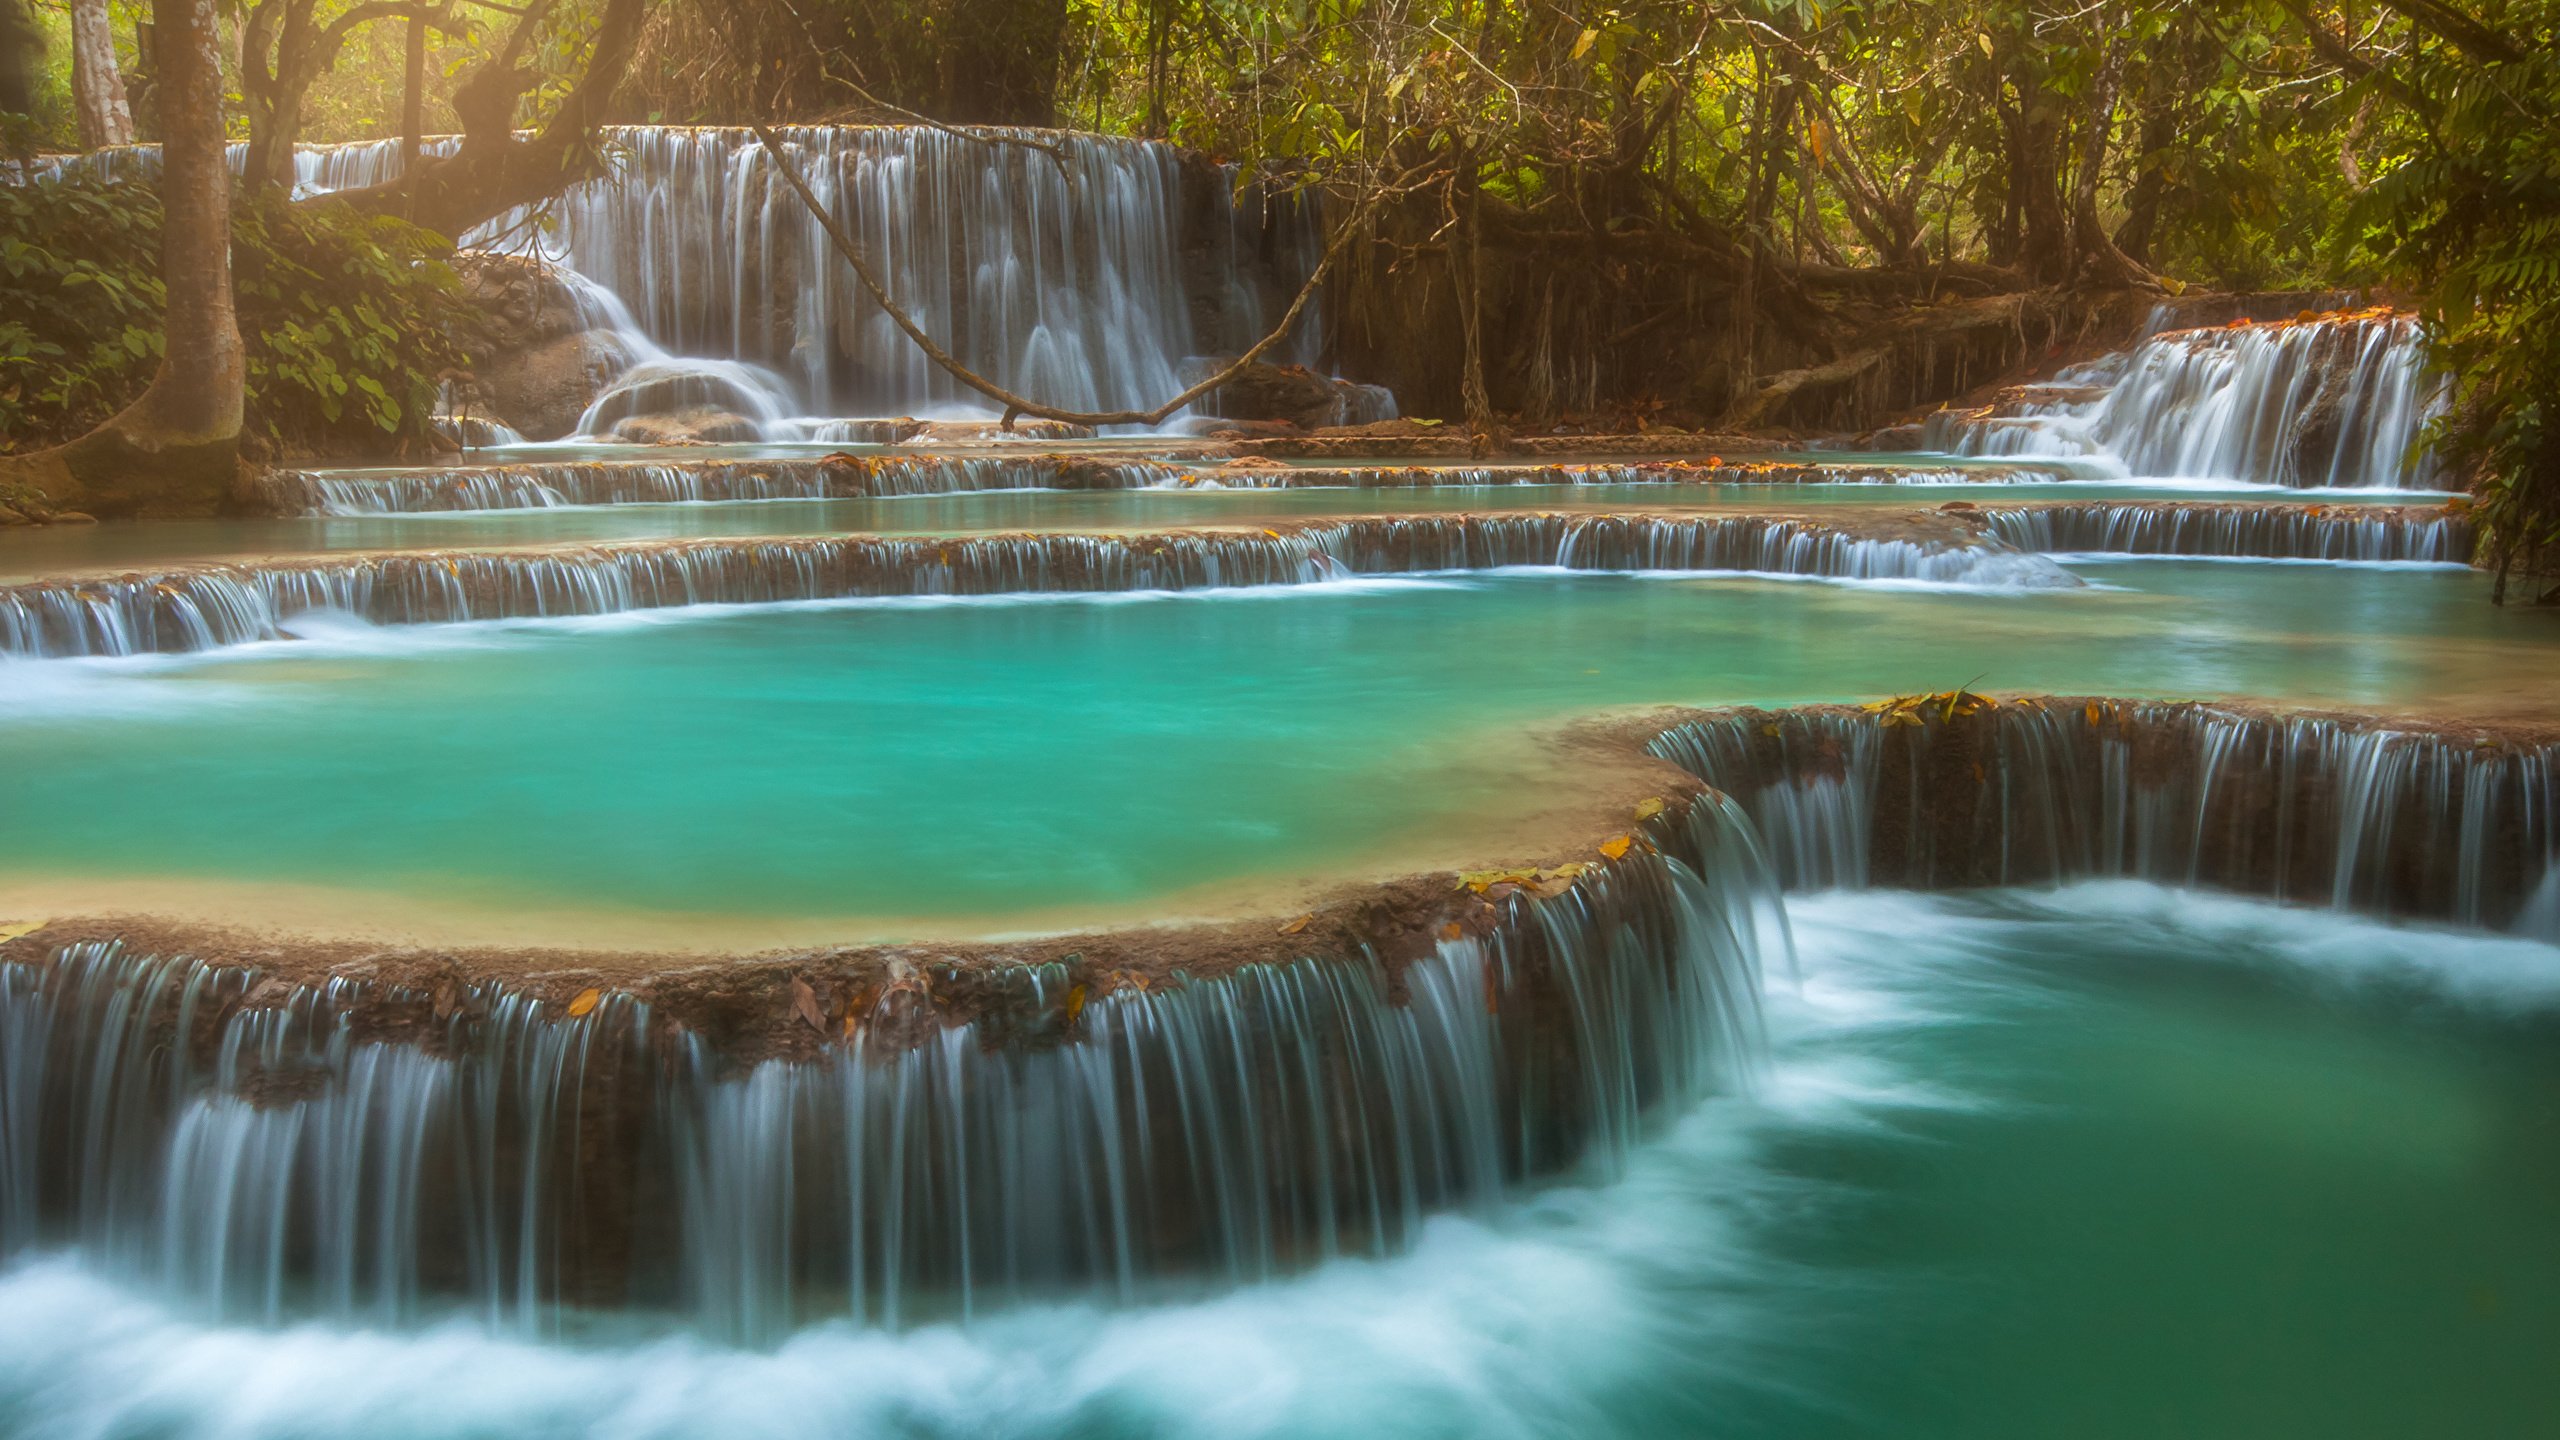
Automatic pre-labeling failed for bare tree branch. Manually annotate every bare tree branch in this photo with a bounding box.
[750,122,1418,430]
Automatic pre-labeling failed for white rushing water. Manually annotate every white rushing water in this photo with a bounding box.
[1,885,2554,1439]
[258,129,1336,441]
[1926,310,2448,488]
[29,130,1358,441]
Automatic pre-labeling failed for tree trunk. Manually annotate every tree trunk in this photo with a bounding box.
[2111,98,2179,264]
[2065,32,2154,288]
[1,0,38,118]
[2007,74,2072,284]
[69,0,136,149]
[315,0,646,241]
[1,0,242,517]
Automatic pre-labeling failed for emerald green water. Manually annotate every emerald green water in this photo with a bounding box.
[3,886,2552,1436]
[1,562,2546,925]
[0,481,2443,580]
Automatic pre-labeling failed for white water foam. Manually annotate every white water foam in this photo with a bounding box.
[0,886,2541,1438]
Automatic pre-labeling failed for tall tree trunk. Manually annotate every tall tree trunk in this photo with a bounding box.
[401,10,423,190]
[1,0,38,117]
[2111,98,2179,264]
[69,0,137,148]
[2065,32,2154,288]
[2008,86,2071,284]
[1,0,242,516]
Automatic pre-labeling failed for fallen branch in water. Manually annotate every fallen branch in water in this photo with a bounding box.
[748,122,1413,430]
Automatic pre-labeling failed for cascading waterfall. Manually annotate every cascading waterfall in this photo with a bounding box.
[0,806,1780,1337]
[0,943,660,1334]
[257,454,1183,514]
[17,129,1335,437]
[259,455,2077,517]
[493,127,1320,424]
[1980,502,2475,562]
[0,516,2069,659]
[1176,460,2072,491]
[1925,311,2448,488]
[1649,700,2560,935]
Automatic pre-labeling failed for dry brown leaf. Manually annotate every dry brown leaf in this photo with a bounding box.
[791,976,826,1033]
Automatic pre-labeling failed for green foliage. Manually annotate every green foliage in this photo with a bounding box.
[233,193,472,453]
[0,171,472,459]
[0,170,164,442]
[2344,11,2560,596]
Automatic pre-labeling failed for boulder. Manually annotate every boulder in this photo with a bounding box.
[1201,361,1343,428]
[607,408,761,446]
[466,333,620,442]
[454,251,590,351]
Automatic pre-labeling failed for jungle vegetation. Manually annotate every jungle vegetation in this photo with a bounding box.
[0,0,2551,592]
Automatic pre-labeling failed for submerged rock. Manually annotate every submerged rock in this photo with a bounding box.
[608,408,762,446]
[460,330,619,443]
[1200,359,1342,426]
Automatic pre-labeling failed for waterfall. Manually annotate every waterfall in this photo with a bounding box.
[0,811,1780,1336]
[1649,700,2560,932]
[1926,312,2448,488]
[460,126,1327,436]
[0,516,2067,660]
[1980,502,2475,562]
[17,129,1332,438]
[258,454,1185,514]
[261,455,2081,516]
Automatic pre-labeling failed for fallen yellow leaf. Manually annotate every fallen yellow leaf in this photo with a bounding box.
[1599,835,1634,860]
[1439,922,1465,941]
[566,987,601,1018]
[1633,796,1666,822]
[1065,983,1088,1023]
[1278,913,1313,935]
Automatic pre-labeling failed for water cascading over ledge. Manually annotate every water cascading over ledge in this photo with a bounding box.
[1648,698,2559,934]
[0,514,2065,660]
[0,802,1780,1340]
[1978,501,2475,563]
[504,126,1323,419]
[256,454,1185,515]
[1926,311,2447,488]
[28,129,1332,433]
[256,455,2076,517]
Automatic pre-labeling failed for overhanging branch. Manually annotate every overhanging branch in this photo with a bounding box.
[750,123,1416,429]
